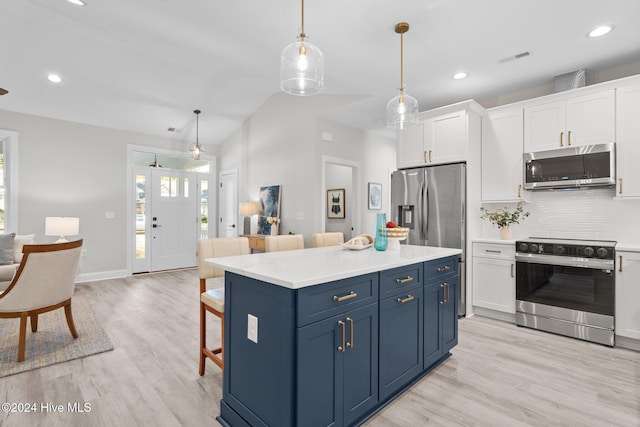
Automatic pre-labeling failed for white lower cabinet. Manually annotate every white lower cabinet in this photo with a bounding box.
[472,241,515,319]
[615,250,640,342]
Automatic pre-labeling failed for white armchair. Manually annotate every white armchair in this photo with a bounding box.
[0,239,83,362]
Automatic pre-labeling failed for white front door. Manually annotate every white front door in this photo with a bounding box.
[219,169,238,237]
[150,169,197,270]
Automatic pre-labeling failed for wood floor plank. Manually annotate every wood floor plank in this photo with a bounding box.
[1,268,638,427]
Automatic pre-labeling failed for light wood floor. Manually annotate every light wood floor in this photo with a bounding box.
[1,269,638,427]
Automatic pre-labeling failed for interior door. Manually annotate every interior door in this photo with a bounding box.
[150,169,197,270]
[219,169,238,237]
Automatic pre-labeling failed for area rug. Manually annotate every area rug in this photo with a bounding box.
[0,294,114,377]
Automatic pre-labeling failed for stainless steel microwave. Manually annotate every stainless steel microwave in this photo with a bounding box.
[523,142,616,190]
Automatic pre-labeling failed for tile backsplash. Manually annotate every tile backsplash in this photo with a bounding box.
[519,188,640,243]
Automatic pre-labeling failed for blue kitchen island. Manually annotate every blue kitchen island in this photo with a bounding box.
[206,244,461,427]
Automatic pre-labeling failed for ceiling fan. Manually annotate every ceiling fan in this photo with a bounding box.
[0,88,8,96]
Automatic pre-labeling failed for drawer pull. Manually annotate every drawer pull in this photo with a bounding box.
[619,255,623,272]
[337,320,346,352]
[395,276,414,284]
[397,295,414,304]
[333,291,357,302]
[436,266,451,273]
[485,249,502,254]
[346,317,354,348]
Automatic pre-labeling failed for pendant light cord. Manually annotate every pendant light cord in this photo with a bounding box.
[300,0,306,40]
[400,30,404,91]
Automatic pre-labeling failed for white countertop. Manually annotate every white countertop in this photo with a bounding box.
[615,242,640,252]
[205,245,461,289]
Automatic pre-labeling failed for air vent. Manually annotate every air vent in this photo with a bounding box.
[167,127,176,132]
[499,51,532,63]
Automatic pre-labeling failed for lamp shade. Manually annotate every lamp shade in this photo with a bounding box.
[280,39,324,96]
[45,217,80,242]
[386,90,419,128]
[240,201,259,216]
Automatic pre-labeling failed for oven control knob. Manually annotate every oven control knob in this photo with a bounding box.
[583,247,594,257]
[530,243,539,253]
[597,247,608,258]
[518,243,529,252]
[554,245,565,255]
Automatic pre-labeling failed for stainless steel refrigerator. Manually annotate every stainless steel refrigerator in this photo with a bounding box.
[391,163,466,316]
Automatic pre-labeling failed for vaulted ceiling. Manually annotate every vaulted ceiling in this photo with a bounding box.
[1,0,639,146]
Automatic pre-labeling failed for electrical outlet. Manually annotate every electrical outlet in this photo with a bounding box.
[247,314,258,343]
[105,211,115,219]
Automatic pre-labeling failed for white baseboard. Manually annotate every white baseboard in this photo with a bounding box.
[615,335,640,351]
[77,269,128,283]
[472,306,516,323]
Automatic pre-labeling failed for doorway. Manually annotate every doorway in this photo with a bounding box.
[321,156,361,239]
[219,169,238,238]
[128,147,215,274]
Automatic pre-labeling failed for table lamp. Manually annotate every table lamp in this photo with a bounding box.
[239,201,259,235]
[45,217,80,243]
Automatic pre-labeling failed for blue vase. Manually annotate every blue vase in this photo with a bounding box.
[374,213,387,251]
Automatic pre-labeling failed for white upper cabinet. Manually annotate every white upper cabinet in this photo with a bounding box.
[615,83,640,198]
[396,100,483,169]
[424,110,467,165]
[481,108,524,202]
[396,122,425,169]
[524,89,615,152]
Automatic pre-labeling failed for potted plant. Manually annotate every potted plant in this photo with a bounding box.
[480,204,530,239]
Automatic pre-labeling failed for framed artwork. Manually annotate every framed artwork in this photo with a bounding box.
[257,185,281,235]
[368,182,382,210]
[327,188,345,219]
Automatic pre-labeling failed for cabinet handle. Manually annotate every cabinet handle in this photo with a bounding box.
[440,283,450,304]
[424,150,428,164]
[429,150,433,163]
[396,276,414,284]
[619,178,623,195]
[397,295,415,304]
[560,131,564,147]
[567,130,572,146]
[619,255,623,273]
[518,184,522,198]
[337,320,346,352]
[437,266,451,273]
[346,317,354,348]
[485,249,502,254]
[333,291,357,302]
[511,263,515,278]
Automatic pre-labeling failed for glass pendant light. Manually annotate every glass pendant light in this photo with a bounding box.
[387,22,418,129]
[189,109,204,160]
[280,0,324,96]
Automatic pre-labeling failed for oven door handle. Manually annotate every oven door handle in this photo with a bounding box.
[515,253,614,270]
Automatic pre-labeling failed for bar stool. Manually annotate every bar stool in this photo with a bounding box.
[265,234,305,252]
[311,232,344,248]
[198,237,249,375]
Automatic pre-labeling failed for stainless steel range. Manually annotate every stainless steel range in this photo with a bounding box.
[515,238,616,346]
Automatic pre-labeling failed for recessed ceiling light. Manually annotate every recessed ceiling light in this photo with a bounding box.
[587,25,613,38]
[452,72,468,80]
[47,74,62,83]
[66,0,86,5]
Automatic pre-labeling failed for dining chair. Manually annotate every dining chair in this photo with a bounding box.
[0,239,83,362]
[265,234,305,252]
[311,232,345,248]
[198,237,249,375]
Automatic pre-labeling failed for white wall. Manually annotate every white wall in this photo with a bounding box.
[0,109,213,278]
[219,93,396,247]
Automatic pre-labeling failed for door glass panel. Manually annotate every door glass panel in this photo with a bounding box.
[200,179,209,238]
[0,145,4,233]
[161,176,178,197]
[182,177,189,197]
[135,174,146,259]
